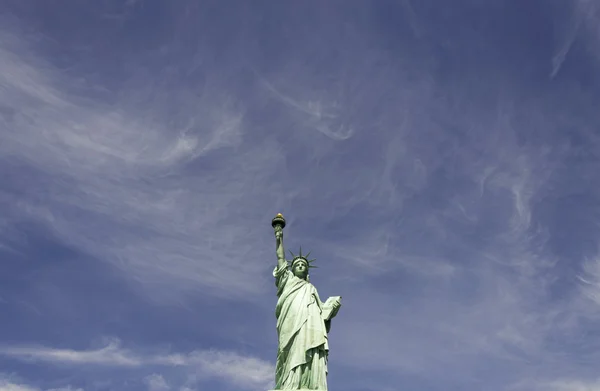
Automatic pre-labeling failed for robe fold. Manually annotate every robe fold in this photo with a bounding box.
[273,263,331,390]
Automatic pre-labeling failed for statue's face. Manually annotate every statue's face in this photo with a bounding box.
[292,260,308,279]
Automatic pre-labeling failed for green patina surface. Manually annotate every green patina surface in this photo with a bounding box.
[270,214,342,391]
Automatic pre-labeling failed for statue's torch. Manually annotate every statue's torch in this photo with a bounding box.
[272,213,286,231]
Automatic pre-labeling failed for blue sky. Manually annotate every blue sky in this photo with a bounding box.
[2,0,600,390]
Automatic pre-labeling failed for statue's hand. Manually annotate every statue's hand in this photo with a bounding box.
[274,226,283,238]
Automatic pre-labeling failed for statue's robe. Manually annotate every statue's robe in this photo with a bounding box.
[273,263,335,390]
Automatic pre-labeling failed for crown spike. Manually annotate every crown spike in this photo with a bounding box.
[288,248,317,269]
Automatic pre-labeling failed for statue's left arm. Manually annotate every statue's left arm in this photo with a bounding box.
[322,297,341,333]
[322,296,342,321]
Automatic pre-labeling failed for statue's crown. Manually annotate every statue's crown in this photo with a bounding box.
[288,246,317,269]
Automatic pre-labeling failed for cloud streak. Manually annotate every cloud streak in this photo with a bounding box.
[0,339,273,390]
[0,375,82,391]
[0,27,279,303]
[3,2,600,391]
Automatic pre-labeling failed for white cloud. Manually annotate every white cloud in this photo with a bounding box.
[0,339,140,366]
[0,376,82,391]
[548,380,600,391]
[0,382,38,391]
[0,340,272,390]
[144,374,169,391]
[182,350,273,387]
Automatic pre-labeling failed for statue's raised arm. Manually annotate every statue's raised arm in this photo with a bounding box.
[269,213,342,391]
[272,213,287,270]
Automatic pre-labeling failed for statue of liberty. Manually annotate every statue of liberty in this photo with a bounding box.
[271,213,342,390]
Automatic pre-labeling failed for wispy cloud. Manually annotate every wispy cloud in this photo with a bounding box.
[510,377,600,391]
[578,257,600,304]
[314,82,600,388]
[0,375,82,391]
[0,339,141,367]
[0,339,273,390]
[547,379,600,391]
[576,0,600,63]
[0,28,278,303]
[3,2,600,391]
[0,380,38,391]
[259,77,354,141]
